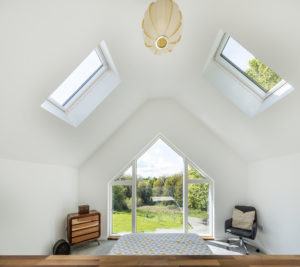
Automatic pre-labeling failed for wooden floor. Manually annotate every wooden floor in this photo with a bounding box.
[107,236,215,241]
[1,255,300,267]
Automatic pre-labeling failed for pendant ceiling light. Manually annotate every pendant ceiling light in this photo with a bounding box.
[142,0,182,55]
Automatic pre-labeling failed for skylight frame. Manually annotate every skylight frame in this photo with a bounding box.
[41,40,120,127]
[203,30,295,117]
[214,33,287,101]
[48,47,108,112]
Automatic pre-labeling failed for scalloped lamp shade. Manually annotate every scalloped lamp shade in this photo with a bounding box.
[142,0,182,55]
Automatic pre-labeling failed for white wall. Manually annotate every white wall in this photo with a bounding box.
[5,98,299,254]
[79,99,248,239]
[0,158,78,255]
[248,153,300,254]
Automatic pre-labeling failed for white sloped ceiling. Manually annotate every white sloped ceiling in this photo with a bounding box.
[0,0,300,166]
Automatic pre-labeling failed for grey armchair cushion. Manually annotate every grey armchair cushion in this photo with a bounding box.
[226,226,253,238]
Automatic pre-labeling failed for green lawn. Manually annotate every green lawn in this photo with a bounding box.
[112,211,132,233]
[188,209,207,219]
[112,205,207,233]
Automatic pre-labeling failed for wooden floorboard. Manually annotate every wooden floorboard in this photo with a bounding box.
[107,236,215,241]
[0,255,300,267]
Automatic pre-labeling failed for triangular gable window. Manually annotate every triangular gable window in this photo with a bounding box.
[109,136,213,237]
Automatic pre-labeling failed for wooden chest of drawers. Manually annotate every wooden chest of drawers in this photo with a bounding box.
[67,210,100,246]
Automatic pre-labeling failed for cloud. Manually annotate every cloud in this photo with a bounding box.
[137,139,183,178]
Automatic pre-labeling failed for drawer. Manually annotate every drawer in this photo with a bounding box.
[71,215,99,225]
[72,221,99,231]
[72,226,99,237]
[72,232,99,244]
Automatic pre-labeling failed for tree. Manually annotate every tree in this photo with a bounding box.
[112,186,129,211]
[188,166,204,179]
[137,180,153,205]
[163,176,177,197]
[153,178,164,196]
[163,174,183,206]
[245,58,281,91]
[124,186,132,199]
[174,177,183,206]
[188,183,209,211]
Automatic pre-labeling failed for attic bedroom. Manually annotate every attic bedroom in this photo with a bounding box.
[0,0,300,266]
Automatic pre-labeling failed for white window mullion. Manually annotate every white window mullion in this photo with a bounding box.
[108,183,112,236]
[183,158,188,233]
[208,182,213,236]
[132,161,137,233]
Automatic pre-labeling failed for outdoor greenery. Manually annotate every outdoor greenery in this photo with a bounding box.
[245,58,282,91]
[112,167,208,211]
[188,184,209,211]
[112,206,207,233]
[112,166,209,233]
[112,185,132,211]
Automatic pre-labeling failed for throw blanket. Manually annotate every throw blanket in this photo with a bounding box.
[109,233,212,255]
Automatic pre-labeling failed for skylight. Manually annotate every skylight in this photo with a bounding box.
[203,30,295,117]
[221,37,282,92]
[41,41,120,127]
[49,50,103,107]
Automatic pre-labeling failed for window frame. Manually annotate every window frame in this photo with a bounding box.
[108,135,214,237]
[215,33,287,101]
[41,40,120,127]
[48,48,108,112]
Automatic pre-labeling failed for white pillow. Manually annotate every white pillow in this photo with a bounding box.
[232,208,255,230]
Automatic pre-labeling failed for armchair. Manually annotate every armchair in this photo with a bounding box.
[225,205,259,254]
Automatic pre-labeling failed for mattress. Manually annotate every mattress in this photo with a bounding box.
[109,233,212,255]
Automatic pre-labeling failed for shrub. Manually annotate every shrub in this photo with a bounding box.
[125,198,132,210]
[112,186,129,211]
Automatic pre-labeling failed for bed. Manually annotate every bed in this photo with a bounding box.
[109,233,212,255]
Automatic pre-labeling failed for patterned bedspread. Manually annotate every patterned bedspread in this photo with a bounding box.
[109,233,212,255]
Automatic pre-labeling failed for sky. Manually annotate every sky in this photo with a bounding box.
[222,37,255,71]
[137,139,183,178]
